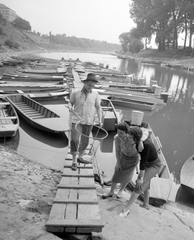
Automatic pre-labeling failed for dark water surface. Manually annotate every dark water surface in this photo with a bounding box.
[16,52,194,206]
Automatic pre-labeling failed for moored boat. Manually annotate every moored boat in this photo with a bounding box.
[0,98,19,138]
[5,95,69,134]
[180,154,194,194]
[107,96,157,111]
[2,72,66,82]
[27,90,70,101]
[20,68,67,75]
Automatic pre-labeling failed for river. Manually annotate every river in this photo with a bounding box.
[13,51,194,207]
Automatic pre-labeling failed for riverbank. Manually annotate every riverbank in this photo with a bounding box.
[128,49,194,71]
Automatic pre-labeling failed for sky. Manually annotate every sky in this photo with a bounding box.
[1,0,135,44]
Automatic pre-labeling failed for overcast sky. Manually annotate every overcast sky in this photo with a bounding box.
[1,0,135,44]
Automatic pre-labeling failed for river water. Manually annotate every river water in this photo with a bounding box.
[13,51,194,206]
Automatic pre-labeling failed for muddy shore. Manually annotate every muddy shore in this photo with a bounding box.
[1,49,194,240]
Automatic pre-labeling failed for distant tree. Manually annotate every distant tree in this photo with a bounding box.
[0,13,7,25]
[11,17,31,31]
[119,29,144,53]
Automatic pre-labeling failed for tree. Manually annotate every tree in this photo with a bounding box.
[11,17,31,31]
[119,29,144,53]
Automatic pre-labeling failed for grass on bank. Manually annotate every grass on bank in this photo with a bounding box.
[133,49,194,60]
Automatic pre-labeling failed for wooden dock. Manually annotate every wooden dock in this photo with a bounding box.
[45,150,104,234]
[45,65,104,234]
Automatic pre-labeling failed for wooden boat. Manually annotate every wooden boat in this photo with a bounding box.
[2,58,24,66]
[28,90,70,101]
[180,154,194,193]
[107,96,157,111]
[0,98,19,138]
[0,86,67,95]
[96,88,166,106]
[127,121,173,206]
[108,83,153,92]
[2,72,66,82]
[20,68,67,75]
[5,95,69,134]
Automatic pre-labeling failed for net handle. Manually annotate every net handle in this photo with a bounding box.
[75,120,108,141]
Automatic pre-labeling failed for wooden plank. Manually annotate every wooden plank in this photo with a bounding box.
[78,204,101,219]
[77,227,102,233]
[61,174,94,177]
[47,203,66,222]
[0,116,17,120]
[0,102,10,105]
[79,177,95,185]
[150,177,172,201]
[58,184,96,189]
[79,168,94,175]
[64,165,93,169]
[53,200,98,204]
[78,189,97,201]
[60,176,78,185]
[46,219,104,228]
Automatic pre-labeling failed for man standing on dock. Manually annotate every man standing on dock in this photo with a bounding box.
[68,73,102,171]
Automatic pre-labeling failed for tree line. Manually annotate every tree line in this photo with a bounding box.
[119,0,194,53]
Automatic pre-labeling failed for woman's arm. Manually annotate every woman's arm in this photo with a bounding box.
[114,136,121,170]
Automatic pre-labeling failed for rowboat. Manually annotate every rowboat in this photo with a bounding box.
[180,154,194,194]
[28,90,70,101]
[127,121,173,206]
[107,96,157,111]
[2,58,24,66]
[0,82,67,94]
[20,68,67,75]
[2,72,66,82]
[5,95,69,134]
[95,88,166,106]
[0,98,19,138]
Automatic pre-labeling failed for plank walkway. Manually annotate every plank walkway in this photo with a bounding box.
[46,66,104,234]
[45,149,104,234]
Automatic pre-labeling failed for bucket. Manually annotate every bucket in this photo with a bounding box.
[160,92,169,103]
[154,86,162,96]
[150,80,157,87]
[126,75,132,83]
[131,110,144,126]
[139,78,146,85]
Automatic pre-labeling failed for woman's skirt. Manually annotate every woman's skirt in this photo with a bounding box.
[112,152,140,183]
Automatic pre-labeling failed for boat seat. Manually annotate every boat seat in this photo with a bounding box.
[101,106,112,110]
[28,94,35,98]
[17,90,24,93]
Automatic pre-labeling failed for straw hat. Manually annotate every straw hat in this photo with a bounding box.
[82,73,98,83]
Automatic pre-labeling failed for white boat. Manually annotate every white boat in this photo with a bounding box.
[0,98,19,138]
[180,154,194,194]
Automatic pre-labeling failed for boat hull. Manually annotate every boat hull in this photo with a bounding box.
[5,95,69,134]
[180,154,194,191]
[0,99,19,138]
[108,97,156,111]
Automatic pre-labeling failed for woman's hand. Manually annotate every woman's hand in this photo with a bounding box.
[135,178,143,190]
[138,141,144,152]
[115,162,121,171]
